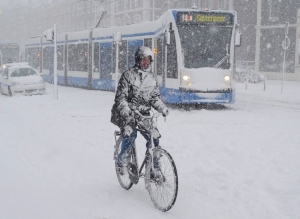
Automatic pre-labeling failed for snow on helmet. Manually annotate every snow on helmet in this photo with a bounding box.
[135,46,154,65]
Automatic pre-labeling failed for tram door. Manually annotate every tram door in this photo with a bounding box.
[127,40,143,69]
[99,42,113,80]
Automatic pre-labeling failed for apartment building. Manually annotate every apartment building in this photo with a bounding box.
[1,0,299,80]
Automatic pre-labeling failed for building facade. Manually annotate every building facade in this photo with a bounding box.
[1,0,299,81]
[255,0,300,81]
[0,0,234,44]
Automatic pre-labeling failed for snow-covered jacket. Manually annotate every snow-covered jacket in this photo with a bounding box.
[111,66,166,127]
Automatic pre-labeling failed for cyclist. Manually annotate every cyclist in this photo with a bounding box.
[111,46,169,172]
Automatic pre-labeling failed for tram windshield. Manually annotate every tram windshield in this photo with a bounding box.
[178,25,233,69]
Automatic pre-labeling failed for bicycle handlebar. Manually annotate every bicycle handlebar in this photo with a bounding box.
[134,110,161,120]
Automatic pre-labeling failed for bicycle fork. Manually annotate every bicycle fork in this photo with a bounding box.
[113,130,121,161]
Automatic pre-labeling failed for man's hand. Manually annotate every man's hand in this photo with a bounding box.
[162,108,169,117]
[120,107,131,118]
[126,116,135,126]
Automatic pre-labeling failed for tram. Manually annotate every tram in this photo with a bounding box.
[25,8,241,104]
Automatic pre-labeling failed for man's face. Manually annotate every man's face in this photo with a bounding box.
[140,56,151,71]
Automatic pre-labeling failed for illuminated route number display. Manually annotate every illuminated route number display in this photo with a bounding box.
[177,12,234,26]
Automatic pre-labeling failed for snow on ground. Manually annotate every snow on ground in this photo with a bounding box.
[0,80,300,219]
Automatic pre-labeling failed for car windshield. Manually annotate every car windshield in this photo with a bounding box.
[10,68,38,77]
[177,25,233,69]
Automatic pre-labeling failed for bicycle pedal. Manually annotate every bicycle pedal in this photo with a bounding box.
[127,163,139,184]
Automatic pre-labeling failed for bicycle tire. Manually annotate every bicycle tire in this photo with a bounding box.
[114,136,134,190]
[145,147,178,212]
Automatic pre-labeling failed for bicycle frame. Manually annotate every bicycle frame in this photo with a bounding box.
[114,111,162,180]
[136,111,161,177]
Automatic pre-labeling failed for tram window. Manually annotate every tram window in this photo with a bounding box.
[27,48,39,69]
[57,46,64,70]
[128,44,135,69]
[113,43,116,74]
[68,43,88,72]
[156,37,164,76]
[107,48,112,75]
[119,40,128,73]
[94,43,99,72]
[167,31,178,78]
[68,45,74,71]
[99,45,113,80]
[144,38,152,48]
[43,47,50,70]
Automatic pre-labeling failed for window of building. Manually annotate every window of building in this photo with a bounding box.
[218,0,225,9]
[173,0,179,8]
[131,0,135,9]
[115,18,122,26]
[269,0,281,22]
[133,14,141,23]
[115,1,121,12]
[123,0,128,10]
[136,0,142,8]
[204,0,211,8]
[164,1,169,11]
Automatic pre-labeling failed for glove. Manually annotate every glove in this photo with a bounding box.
[137,105,151,113]
[120,107,131,118]
[162,108,169,117]
[126,116,136,126]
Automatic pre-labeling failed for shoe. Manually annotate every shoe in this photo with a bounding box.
[150,168,164,183]
[127,162,139,184]
[116,161,125,176]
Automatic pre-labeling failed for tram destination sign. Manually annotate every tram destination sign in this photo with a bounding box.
[176,12,234,26]
[0,44,19,50]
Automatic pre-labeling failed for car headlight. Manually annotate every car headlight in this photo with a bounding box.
[12,82,21,86]
[183,75,190,81]
[224,75,230,81]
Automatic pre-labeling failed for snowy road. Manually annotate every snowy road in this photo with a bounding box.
[1,81,300,219]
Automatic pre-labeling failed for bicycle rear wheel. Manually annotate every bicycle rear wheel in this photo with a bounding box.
[114,136,136,190]
[145,147,178,212]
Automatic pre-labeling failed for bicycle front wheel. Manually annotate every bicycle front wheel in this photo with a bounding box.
[145,147,178,212]
[114,136,136,190]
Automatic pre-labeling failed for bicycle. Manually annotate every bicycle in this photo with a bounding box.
[113,111,178,212]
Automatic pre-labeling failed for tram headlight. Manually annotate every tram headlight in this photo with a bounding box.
[224,75,230,81]
[183,75,190,81]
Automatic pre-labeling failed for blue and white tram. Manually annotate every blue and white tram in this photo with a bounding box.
[25,8,241,104]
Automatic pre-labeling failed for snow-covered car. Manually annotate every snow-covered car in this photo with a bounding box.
[0,63,45,96]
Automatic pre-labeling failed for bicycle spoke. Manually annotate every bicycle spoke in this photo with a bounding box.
[147,148,178,211]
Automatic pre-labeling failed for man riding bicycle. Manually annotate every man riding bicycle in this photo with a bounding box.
[111,46,169,173]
